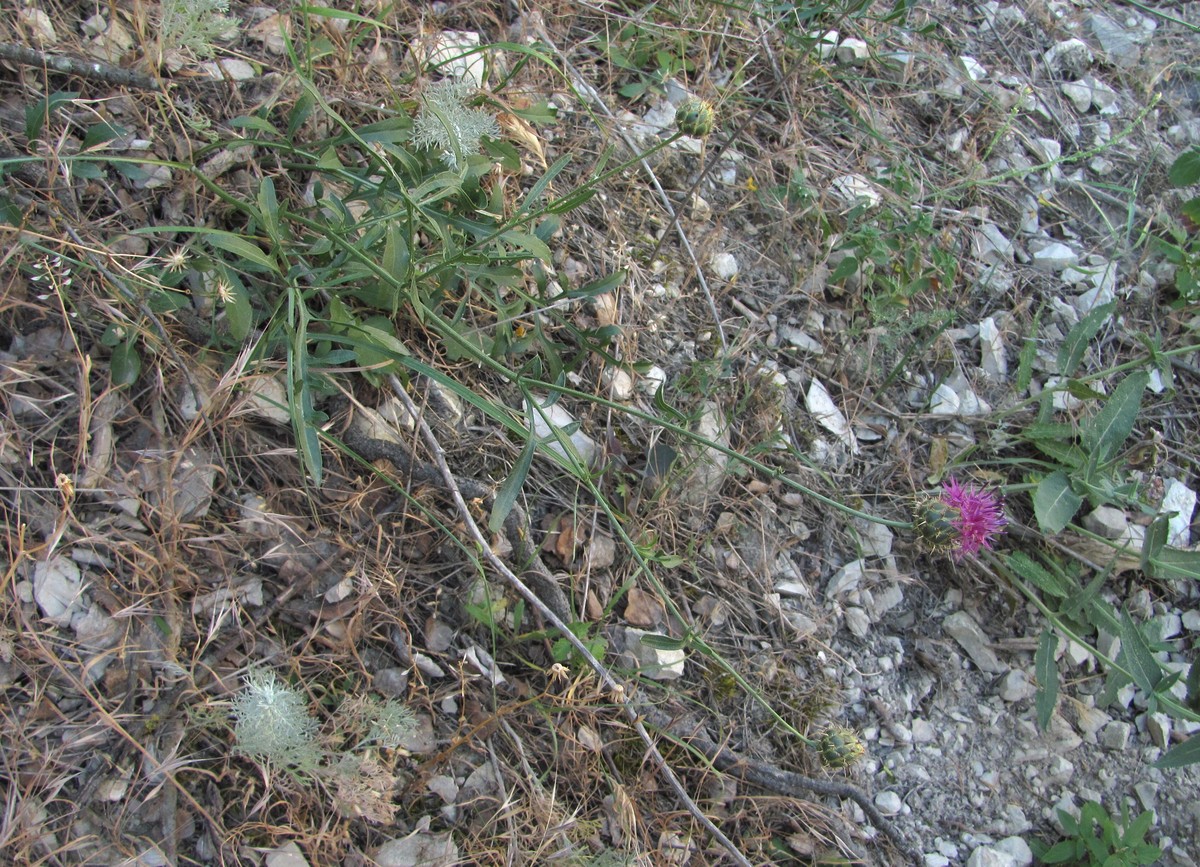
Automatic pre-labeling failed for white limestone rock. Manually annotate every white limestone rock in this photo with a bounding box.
[806,378,858,453]
[1031,241,1080,272]
[624,628,686,680]
[835,38,870,65]
[1161,479,1197,547]
[829,174,882,210]
[1044,39,1093,77]
[979,316,1007,379]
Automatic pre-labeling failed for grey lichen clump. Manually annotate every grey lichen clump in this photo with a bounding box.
[230,669,418,777]
[411,79,501,169]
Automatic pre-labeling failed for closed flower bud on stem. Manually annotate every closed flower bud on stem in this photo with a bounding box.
[817,725,866,769]
[675,98,716,138]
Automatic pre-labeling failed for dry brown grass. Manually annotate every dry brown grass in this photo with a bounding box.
[5,1,1196,865]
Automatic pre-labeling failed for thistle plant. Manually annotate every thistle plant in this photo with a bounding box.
[913,477,1006,560]
[816,726,867,770]
[674,97,716,138]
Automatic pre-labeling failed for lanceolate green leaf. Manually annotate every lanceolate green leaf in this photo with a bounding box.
[1082,370,1148,463]
[1034,627,1059,731]
[1140,514,1169,576]
[1148,547,1200,581]
[1006,552,1069,598]
[1057,300,1115,378]
[1118,607,1162,695]
[204,230,280,274]
[489,431,535,534]
[521,153,572,212]
[638,634,687,651]
[258,177,281,243]
[1153,734,1200,769]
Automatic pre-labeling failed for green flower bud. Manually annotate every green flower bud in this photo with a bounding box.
[817,726,866,769]
[912,496,960,553]
[675,98,716,138]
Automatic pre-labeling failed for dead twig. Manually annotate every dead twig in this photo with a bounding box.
[344,377,920,865]
[639,704,925,866]
[0,41,164,92]
[380,373,754,867]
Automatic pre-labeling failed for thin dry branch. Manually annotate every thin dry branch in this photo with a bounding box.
[347,375,922,865]
[381,373,754,867]
[640,704,924,865]
[0,41,163,91]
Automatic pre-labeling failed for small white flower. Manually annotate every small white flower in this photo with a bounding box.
[164,249,189,272]
[214,279,235,306]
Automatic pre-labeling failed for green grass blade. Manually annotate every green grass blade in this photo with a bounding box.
[1034,627,1059,731]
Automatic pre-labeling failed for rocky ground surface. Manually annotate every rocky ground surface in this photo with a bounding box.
[4,0,1200,865]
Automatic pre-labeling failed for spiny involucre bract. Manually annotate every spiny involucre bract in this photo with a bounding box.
[230,669,321,769]
[411,79,500,169]
[913,477,1006,560]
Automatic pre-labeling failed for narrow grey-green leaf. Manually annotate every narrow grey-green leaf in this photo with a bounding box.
[1033,470,1082,534]
[1082,370,1148,463]
[223,274,253,342]
[1035,627,1059,731]
[489,433,535,534]
[637,634,687,651]
[522,152,572,211]
[1056,301,1115,378]
[1153,735,1200,769]
[205,230,280,274]
[1005,552,1069,598]
[1062,567,1108,623]
[381,222,411,290]
[258,177,280,243]
[1119,607,1162,694]
[1186,658,1200,712]
[501,230,553,263]
[1015,332,1037,394]
[1141,514,1169,576]
[1149,547,1200,581]
[1015,306,1041,395]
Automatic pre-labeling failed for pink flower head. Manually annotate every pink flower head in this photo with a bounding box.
[913,478,1006,559]
[938,477,1006,559]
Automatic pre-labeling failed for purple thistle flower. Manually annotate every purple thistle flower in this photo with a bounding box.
[913,478,1006,559]
[938,477,1006,559]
